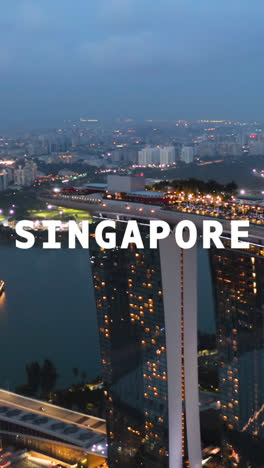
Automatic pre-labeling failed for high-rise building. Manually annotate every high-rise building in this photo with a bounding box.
[48,135,71,154]
[14,166,24,186]
[0,169,8,191]
[216,142,242,157]
[249,141,264,155]
[112,149,138,164]
[91,223,201,468]
[196,142,216,158]
[210,245,264,466]
[24,160,37,185]
[138,147,160,166]
[180,146,194,164]
[160,147,176,165]
[14,161,37,186]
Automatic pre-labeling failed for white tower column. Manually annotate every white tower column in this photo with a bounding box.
[159,231,202,468]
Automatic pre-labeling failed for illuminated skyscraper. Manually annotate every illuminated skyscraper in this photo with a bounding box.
[210,245,264,466]
[91,223,201,468]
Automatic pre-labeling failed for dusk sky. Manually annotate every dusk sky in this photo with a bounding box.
[1,0,264,122]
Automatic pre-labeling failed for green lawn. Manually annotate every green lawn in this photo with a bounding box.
[27,207,92,222]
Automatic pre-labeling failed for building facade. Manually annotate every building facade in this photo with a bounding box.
[91,223,201,468]
[138,147,160,166]
[160,147,176,165]
[0,170,8,191]
[180,147,194,164]
[210,244,264,466]
[14,161,37,187]
[107,174,145,194]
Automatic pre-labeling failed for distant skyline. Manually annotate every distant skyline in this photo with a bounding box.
[1,0,264,123]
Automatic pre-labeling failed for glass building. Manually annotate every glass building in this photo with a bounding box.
[90,222,201,468]
[210,244,264,467]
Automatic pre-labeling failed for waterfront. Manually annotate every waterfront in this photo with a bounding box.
[0,246,101,390]
[0,245,215,390]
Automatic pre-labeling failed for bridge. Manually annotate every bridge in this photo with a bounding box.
[42,193,264,245]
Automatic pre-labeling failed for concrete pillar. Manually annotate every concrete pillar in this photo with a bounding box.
[159,231,202,468]
[183,245,202,468]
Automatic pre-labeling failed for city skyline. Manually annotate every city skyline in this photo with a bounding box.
[2,1,264,465]
[2,162,264,467]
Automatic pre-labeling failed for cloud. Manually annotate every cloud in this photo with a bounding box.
[20,1,46,29]
[76,0,264,74]
[77,30,225,72]
[1,0,264,120]
[79,32,159,69]
[0,49,12,71]
[96,0,136,19]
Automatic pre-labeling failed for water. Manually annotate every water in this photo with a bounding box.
[0,245,215,390]
[0,246,101,390]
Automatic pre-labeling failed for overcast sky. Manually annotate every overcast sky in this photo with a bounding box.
[1,0,264,123]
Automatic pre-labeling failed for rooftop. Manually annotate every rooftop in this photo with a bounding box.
[0,390,107,458]
[130,190,165,197]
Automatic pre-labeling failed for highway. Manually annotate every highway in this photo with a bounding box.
[0,389,106,435]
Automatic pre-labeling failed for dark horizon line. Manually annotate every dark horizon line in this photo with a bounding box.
[0,116,263,129]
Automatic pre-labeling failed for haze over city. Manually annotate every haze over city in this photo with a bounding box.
[1,0,264,124]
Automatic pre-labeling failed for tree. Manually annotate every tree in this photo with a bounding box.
[41,359,58,398]
[26,361,41,395]
[16,384,35,398]
[81,371,87,384]
[225,181,238,194]
[72,367,79,383]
